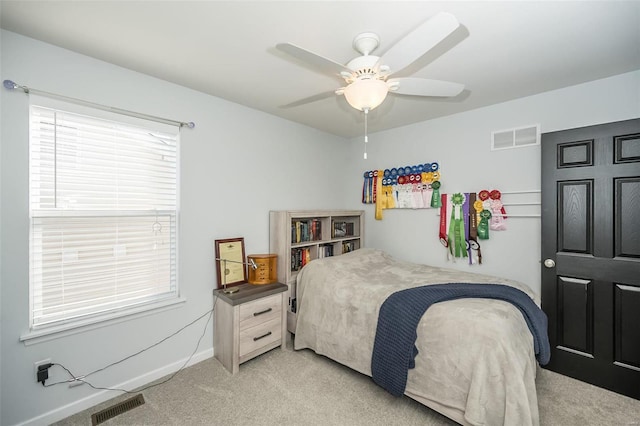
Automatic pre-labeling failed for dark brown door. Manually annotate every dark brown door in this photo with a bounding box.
[541,118,640,399]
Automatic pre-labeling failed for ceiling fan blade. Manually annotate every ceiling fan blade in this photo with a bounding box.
[381,12,460,76]
[388,78,464,97]
[279,90,337,108]
[276,43,352,77]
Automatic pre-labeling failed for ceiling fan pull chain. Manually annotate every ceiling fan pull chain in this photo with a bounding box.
[363,108,369,160]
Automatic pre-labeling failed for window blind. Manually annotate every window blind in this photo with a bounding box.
[29,103,179,328]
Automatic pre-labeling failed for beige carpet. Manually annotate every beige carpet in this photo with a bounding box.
[54,344,640,425]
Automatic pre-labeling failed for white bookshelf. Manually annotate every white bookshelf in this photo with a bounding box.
[269,210,364,333]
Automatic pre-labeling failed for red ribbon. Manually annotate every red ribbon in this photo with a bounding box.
[372,170,378,203]
[489,189,507,219]
[439,193,448,248]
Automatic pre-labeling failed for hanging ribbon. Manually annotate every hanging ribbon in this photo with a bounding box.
[490,189,507,219]
[439,193,449,258]
[448,193,467,258]
[468,193,482,264]
[446,194,454,259]
[430,181,442,208]
[473,200,483,225]
[362,171,377,204]
[462,193,471,263]
[362,172,369,203]
[478,209,492,240]
[489,189,507,231]
[372,170,379,203]
[374,170,385,220]
[384,185,396,209]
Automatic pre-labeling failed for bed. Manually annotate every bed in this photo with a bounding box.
[293,248,548,426]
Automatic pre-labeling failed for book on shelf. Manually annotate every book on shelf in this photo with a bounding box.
[342,241,356,253]
[332,221,354,238]
[291,247,312,271]
[291,219,322,244]
[317,244,334,258]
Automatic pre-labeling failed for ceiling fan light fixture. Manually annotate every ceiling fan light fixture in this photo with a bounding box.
[344,78,388,111]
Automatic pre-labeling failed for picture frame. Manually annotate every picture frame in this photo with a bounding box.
[214,237,247,290]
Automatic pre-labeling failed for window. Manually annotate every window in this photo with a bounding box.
[29,97,179,329]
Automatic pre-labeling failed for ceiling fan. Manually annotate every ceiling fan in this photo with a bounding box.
[276,12,465,113]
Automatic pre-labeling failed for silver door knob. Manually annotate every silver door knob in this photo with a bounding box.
[544,259,555,268]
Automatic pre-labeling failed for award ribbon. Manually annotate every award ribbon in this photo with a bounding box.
[468,193,482,264]
[490,189,507,219]
[430,181,442,208]
[448,193,467,258]
[439,193,449,251]
[362,171,370,204]
[490,198,507,231]
[372,170,379,203]
[374,170,385,220]
[462,193,471,263]
[473,200,483,224]
[489,189,507,230]
[478,209,492,240]
[385,185,396,209]
[362,175,366,203]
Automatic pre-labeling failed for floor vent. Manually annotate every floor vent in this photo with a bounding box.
[91,393,145,425]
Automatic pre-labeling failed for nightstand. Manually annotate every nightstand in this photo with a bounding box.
[213,282,287,374]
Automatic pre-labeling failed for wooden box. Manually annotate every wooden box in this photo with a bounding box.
[247,254,278,285]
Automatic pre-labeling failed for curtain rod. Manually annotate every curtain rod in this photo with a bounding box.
[3,79,195,129]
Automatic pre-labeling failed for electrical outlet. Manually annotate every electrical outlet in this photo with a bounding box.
[34,358,51,383]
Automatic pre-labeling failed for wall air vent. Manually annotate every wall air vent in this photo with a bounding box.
[491,124,540,150]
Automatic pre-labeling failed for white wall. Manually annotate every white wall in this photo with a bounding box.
[0,30,348,426]
[343,70,640,295]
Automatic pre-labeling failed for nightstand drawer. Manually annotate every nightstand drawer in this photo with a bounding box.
[213,282,287,374]
[239,317,282,357]
[239,293,282,330]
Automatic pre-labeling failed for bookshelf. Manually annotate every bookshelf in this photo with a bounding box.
[269,210,364,333]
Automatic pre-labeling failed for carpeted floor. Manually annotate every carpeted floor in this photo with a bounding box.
[54,344,640,425]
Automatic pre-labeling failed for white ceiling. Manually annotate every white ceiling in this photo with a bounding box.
[2,1,639,138]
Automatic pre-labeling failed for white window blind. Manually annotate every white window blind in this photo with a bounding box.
[29,100,179,328]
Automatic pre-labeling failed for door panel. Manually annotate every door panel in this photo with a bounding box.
[616,177,640,257]
[542,118,640,400]
[615,134,640,163]
[615,283,640,370]
[557,276,593,355]
[558,180,592,253]
[558,140,593,167]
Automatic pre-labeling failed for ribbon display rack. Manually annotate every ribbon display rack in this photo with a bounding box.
[360,161,541,266]
[439,189,540,265]
[362,162,442,220]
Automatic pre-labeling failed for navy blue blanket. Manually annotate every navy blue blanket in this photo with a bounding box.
[371,283,550,397]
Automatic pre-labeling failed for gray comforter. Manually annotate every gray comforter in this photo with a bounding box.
[294,248,541,426]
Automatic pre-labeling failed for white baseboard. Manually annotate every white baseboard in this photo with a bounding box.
[18,348,214,426]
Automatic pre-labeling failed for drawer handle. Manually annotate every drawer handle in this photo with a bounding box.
[253,307,272,317]
[253,331,272,342]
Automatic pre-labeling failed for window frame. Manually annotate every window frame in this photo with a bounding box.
[24,95,181,340]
